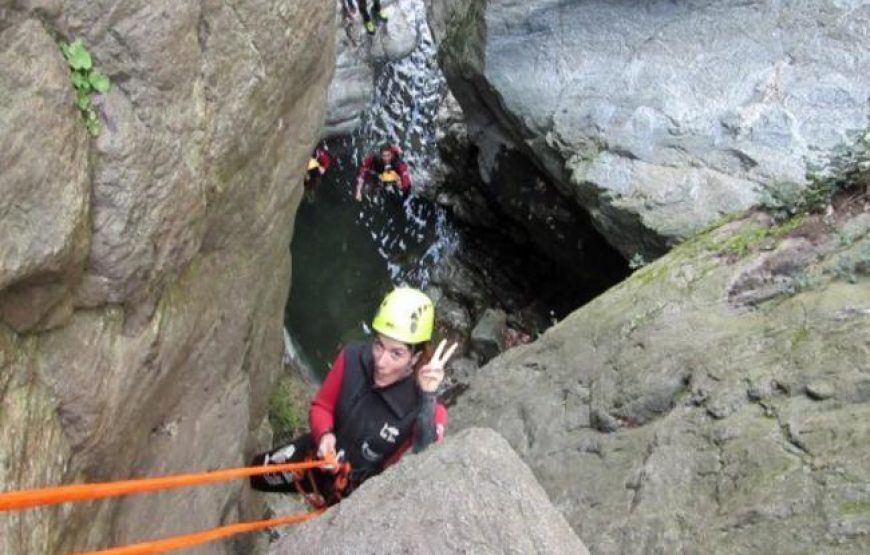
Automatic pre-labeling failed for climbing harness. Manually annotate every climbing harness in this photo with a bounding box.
[0,455,349,554]
[290,455,353,509]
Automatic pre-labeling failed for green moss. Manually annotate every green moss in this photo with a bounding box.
[839,500,870,515]
[631,259,670,286]
[443,1,487,66]
[717,225,770,257]
[704,214,806,258]
[789,326,810,349]
[268,372,310,446]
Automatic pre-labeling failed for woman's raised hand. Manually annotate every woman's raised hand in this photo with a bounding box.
[417,339,458,393]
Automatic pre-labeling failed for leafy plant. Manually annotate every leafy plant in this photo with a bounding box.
[628,252,648,270]
[60,39,111,136]
[835,255,859,284]
[759,129,870,222]
[759,180,831,223]
[269,373,310,446]
[833,228,853,247]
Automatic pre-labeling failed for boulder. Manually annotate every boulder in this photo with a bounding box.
[450,208,870,554]
[427,0,870,258]
[470,307,507,362]
[271,427,589,554]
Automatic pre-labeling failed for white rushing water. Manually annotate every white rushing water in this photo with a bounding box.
[285,0,461,376]
[349,0,457,287]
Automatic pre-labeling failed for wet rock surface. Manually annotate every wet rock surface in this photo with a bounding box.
[271,428,590,555]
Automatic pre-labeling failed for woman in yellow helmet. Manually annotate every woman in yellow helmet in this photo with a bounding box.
[251,287,457,506]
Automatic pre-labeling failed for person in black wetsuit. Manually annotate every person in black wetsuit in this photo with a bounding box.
[356,0,387,35]
[250,287,457,506]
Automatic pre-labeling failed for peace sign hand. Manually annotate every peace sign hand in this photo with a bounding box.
[417,339,459,393]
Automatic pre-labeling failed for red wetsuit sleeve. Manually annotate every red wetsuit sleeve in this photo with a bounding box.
[397,161,412,192]
[309,349,347,442]
[356,153,375,182]
[316,149,331,171]
[382,401,447,468]
[434,401,448,441]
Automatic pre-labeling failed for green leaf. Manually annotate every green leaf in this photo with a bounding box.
[88,71,111,93]
[65,39,92,71]
[87,108,98,121]
[87,119,101,136]
[77,91,91,111]
[71,71,90,91]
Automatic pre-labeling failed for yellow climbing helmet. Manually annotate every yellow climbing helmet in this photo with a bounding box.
[371,287,434,345]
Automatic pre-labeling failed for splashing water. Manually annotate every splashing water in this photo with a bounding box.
[285,1,460,377]
[349,0,456,287]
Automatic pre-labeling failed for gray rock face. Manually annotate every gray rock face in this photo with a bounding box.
[427,0,870,257]
[0,2,334,553]
[470,307,507,361]
[450,209,870,554]
[0,19,90,330]
[271,427,590,554]
[324,0,421,136]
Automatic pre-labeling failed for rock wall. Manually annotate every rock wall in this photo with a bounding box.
[450,206,870,553]
[324,0,421,136]
[0,1,334,553]
[426,0,870,258]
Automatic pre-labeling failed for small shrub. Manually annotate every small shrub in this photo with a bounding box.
[60,39,111,136]
[833,228,853,247]
[268,373,310,446]
[835,255,859,284]
[759,129,870,221]
[628,252,647,270]
[788,271,818,294]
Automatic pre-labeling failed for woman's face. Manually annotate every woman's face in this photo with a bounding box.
[371,334,418,387]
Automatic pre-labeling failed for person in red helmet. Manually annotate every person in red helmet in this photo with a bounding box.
[354,143,412,202]
[250,288,456,506]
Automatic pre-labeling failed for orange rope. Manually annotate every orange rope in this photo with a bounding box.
[0,455,336,512]
[69,509,324,555]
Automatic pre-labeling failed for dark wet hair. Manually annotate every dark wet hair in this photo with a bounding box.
[411,341,433,371]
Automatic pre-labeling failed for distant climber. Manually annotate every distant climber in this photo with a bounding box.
[303,144,331,202]
[354,143,411,202]
[250,287,457,507]
[356,0,388,35]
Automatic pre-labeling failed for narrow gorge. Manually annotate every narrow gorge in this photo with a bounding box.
[1,1,868,554]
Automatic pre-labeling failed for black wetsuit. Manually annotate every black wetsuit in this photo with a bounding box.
[250,342,445,504]
[356,0,383,24]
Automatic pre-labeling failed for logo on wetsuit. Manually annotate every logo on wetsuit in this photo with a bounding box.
[380,422,399,443]
[361,441,382,462]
